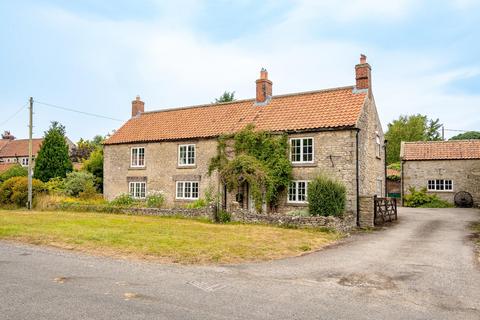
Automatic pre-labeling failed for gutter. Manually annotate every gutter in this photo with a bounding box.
[355,129,360,227]
[384,139,388,197]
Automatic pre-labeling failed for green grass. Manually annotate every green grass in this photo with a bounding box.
[0,210,339,264]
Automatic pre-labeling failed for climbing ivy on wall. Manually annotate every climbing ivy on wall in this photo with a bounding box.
[208,124,292,212]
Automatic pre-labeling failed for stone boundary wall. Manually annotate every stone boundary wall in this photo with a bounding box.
[54,203,213,219]
[52,204,356,232]
[230,210,356,232]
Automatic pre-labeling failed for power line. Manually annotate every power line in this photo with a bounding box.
[0,103,28,126]
[34,100,124,122]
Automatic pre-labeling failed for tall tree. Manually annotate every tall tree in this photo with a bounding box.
[214,91,235,103]
[385,114,442,164]
[34,121,73,182]
[449,131,480,140]
[70,135,105,162]
[83,147,103,192]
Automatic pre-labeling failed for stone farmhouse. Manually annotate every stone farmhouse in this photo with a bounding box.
[104,55,385,223]
[401,140,480,207]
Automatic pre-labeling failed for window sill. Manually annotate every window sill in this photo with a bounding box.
[292,162,316,168]
[286,202,308,207]
[177,165,197,169]
[129,166,146,170]
[427,190,454,193]
[174,199,198,202]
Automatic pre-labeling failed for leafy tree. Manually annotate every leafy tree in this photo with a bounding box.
[34,121,73,182]
[63,171,96,197]
[214,91,236,103]
[385,114,442,164]
[83,147,103,192]
[70,135,105,162]
[0,164,27,182]
[449,131,480,140]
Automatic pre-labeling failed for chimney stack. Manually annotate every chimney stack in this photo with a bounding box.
[255,68,272,104]
[131,95,144,117]
[355,54,372,92]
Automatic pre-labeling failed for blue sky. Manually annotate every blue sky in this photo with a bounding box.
[1,0,479,141]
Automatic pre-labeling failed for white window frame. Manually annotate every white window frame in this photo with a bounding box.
[427,179,453,192]
[375,132,381,158]
[130,147,145,168]
[178,144,196,166]
[21,158,29,166]
[289,137,314,164]
[176,181,199,200]
[129,181,146,199]
[288,180,309,204]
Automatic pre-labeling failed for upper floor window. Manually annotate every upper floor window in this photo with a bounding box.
[131,147,145,167]
[375,132,381,158]
[21,158,29,166]
[178,144,195,166]
[288,180,308,203]
[176,181,199,200]
[427,179,453,192]
[129,181,146,199]
[290,138,313,163]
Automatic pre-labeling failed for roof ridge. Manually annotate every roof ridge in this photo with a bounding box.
[404,140,480,144]
[141,85,356,116]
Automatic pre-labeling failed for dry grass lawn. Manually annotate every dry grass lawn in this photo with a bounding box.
[0,210,340,264]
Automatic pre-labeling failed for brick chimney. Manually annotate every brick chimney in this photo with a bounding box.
[355,54,372,92]
[131,95,144,117]
[1,131,15,140]
[255,68,272,104]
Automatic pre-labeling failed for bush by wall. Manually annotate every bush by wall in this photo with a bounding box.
[146,190,166,208]
[308,175,346,217]
[0,176,45,206]
[63,171,96,197]
[0,165,28,183]
[404,187,452,208]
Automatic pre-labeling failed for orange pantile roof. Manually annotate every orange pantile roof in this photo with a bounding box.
[0,163,16,173]
[0,139,10,151]
[0,139,43,158]
[387,168,400,177]
[402,140,480,161]
[105,86,367,145]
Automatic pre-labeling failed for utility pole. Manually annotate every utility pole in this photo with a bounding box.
[442,125,445,140]
[27,97,33,210]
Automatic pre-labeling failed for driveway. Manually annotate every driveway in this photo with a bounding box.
[1,207,479,319]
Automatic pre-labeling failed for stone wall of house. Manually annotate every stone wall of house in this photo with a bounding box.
[402,159,480,206]
[277,130,358,214]
[103,139,220,206]
[357,95,385,198]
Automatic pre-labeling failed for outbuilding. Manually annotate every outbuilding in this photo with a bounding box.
[400,140,480,207]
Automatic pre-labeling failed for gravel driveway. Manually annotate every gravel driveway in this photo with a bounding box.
[1,207,479,319]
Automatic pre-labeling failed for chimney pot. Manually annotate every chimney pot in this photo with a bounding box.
[360,54,367,64]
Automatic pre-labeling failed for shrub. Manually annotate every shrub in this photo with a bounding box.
[0,165,28,183]
[308,174,346,217]
[0,176,44,206]
[63,171,96,197]
[215,210,231,223]
[146,190,166,208]
[109,193,135,207]
[186,198,208,209]
[404,187,452,208]
[44,177,65,195]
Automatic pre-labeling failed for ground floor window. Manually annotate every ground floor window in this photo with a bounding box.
[176,181,199,200]
[129,181,146,199]
[288,180,308,203]
[427,179,453,191]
